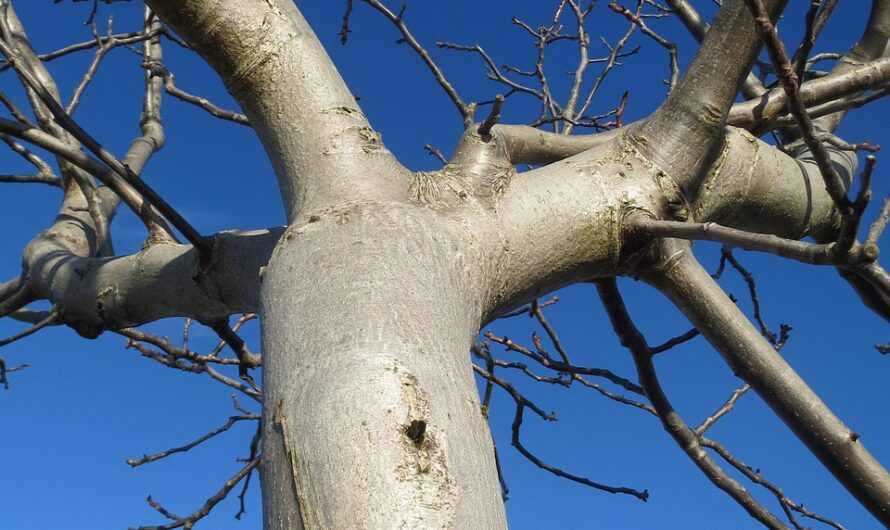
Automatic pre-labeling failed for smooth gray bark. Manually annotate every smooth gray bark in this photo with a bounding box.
[260,204,506,528]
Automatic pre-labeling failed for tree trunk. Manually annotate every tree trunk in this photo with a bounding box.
[260,202,507,529]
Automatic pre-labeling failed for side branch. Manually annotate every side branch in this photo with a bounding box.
[0,41,209,251]
[473,364,650,501]
[596,278,789,529]
[727,58,890,131]
[25,227,281,335]
[629,217,852,266]
[134,457,260,530]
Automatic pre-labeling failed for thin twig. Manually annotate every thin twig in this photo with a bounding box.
[477,95,505,137]
[609,2,679,90]
[721,248,777,343]
[0,27,163,73]
[701,437,848,530]
[133,457,260,530]
[650,328,699,354]
[127,414,259,467]
[0,357,29,389]
[0,308,59,348]
[359,0,473,126]
[142,61,250,126]
[474,364,650,501]
[866,197,890,247]
[0,35,210,252]
[695,384,752,435]
[486,331,644,394]
[630,216,872,267]
[596,278,789,529]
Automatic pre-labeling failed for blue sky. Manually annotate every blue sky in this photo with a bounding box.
[0,1,887,529]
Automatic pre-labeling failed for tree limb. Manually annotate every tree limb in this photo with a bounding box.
[146,0,413,221]
[632,0,788,190]
[642,239,890,524]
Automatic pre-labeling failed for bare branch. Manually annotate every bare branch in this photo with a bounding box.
[609,2,679,90]
[497,295,560,319]
[477,94,505,137]
[121,327,262,403]
[631,216,844,265]
[728,58,890,131]
[632,0,788,189]
[117,328,247,367]
[650,327,699,354]
[436,41,543,102]
[208,319,261,390]
[0,32,210,251]
[643,239,890,524]
[719,248,778,342]
[474,364,650,501]
[0,281,36,319]
[696,384,751,435]
[235,423,262,520]
[867,196,890,248]
[0,27,162,74]
[133,457,259,530]
[596,277,790,529]
[781,132,880,154]
[142,61,250,126]
[0,134,60,186]
[0,356,29,389]
[127,414,259,467]
[338,0,353,45]
[665,0,707,40]
[0,308,59,348]
[358,0,473,126]
[66,17,117,114]
[485,331,644,395]
[422,143,446,165]
[701,437,848,530]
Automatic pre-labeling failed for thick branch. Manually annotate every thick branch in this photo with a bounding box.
[146,0,412,221]
[24,214,280,335]
[728,58,890,131]
[0,117,191,248]
[691,126,852,242]
[809,0,890,134]
[642,239,890,524]
[0,308,58,348]
[632,0,787,190]
[494,124,620,166]
[745,0,851,214]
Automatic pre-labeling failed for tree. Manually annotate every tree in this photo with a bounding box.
[0,0,888,528]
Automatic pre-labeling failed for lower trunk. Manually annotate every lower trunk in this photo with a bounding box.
[259,203,506,529]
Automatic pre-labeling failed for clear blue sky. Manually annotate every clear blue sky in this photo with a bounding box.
[0,2,887,529]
